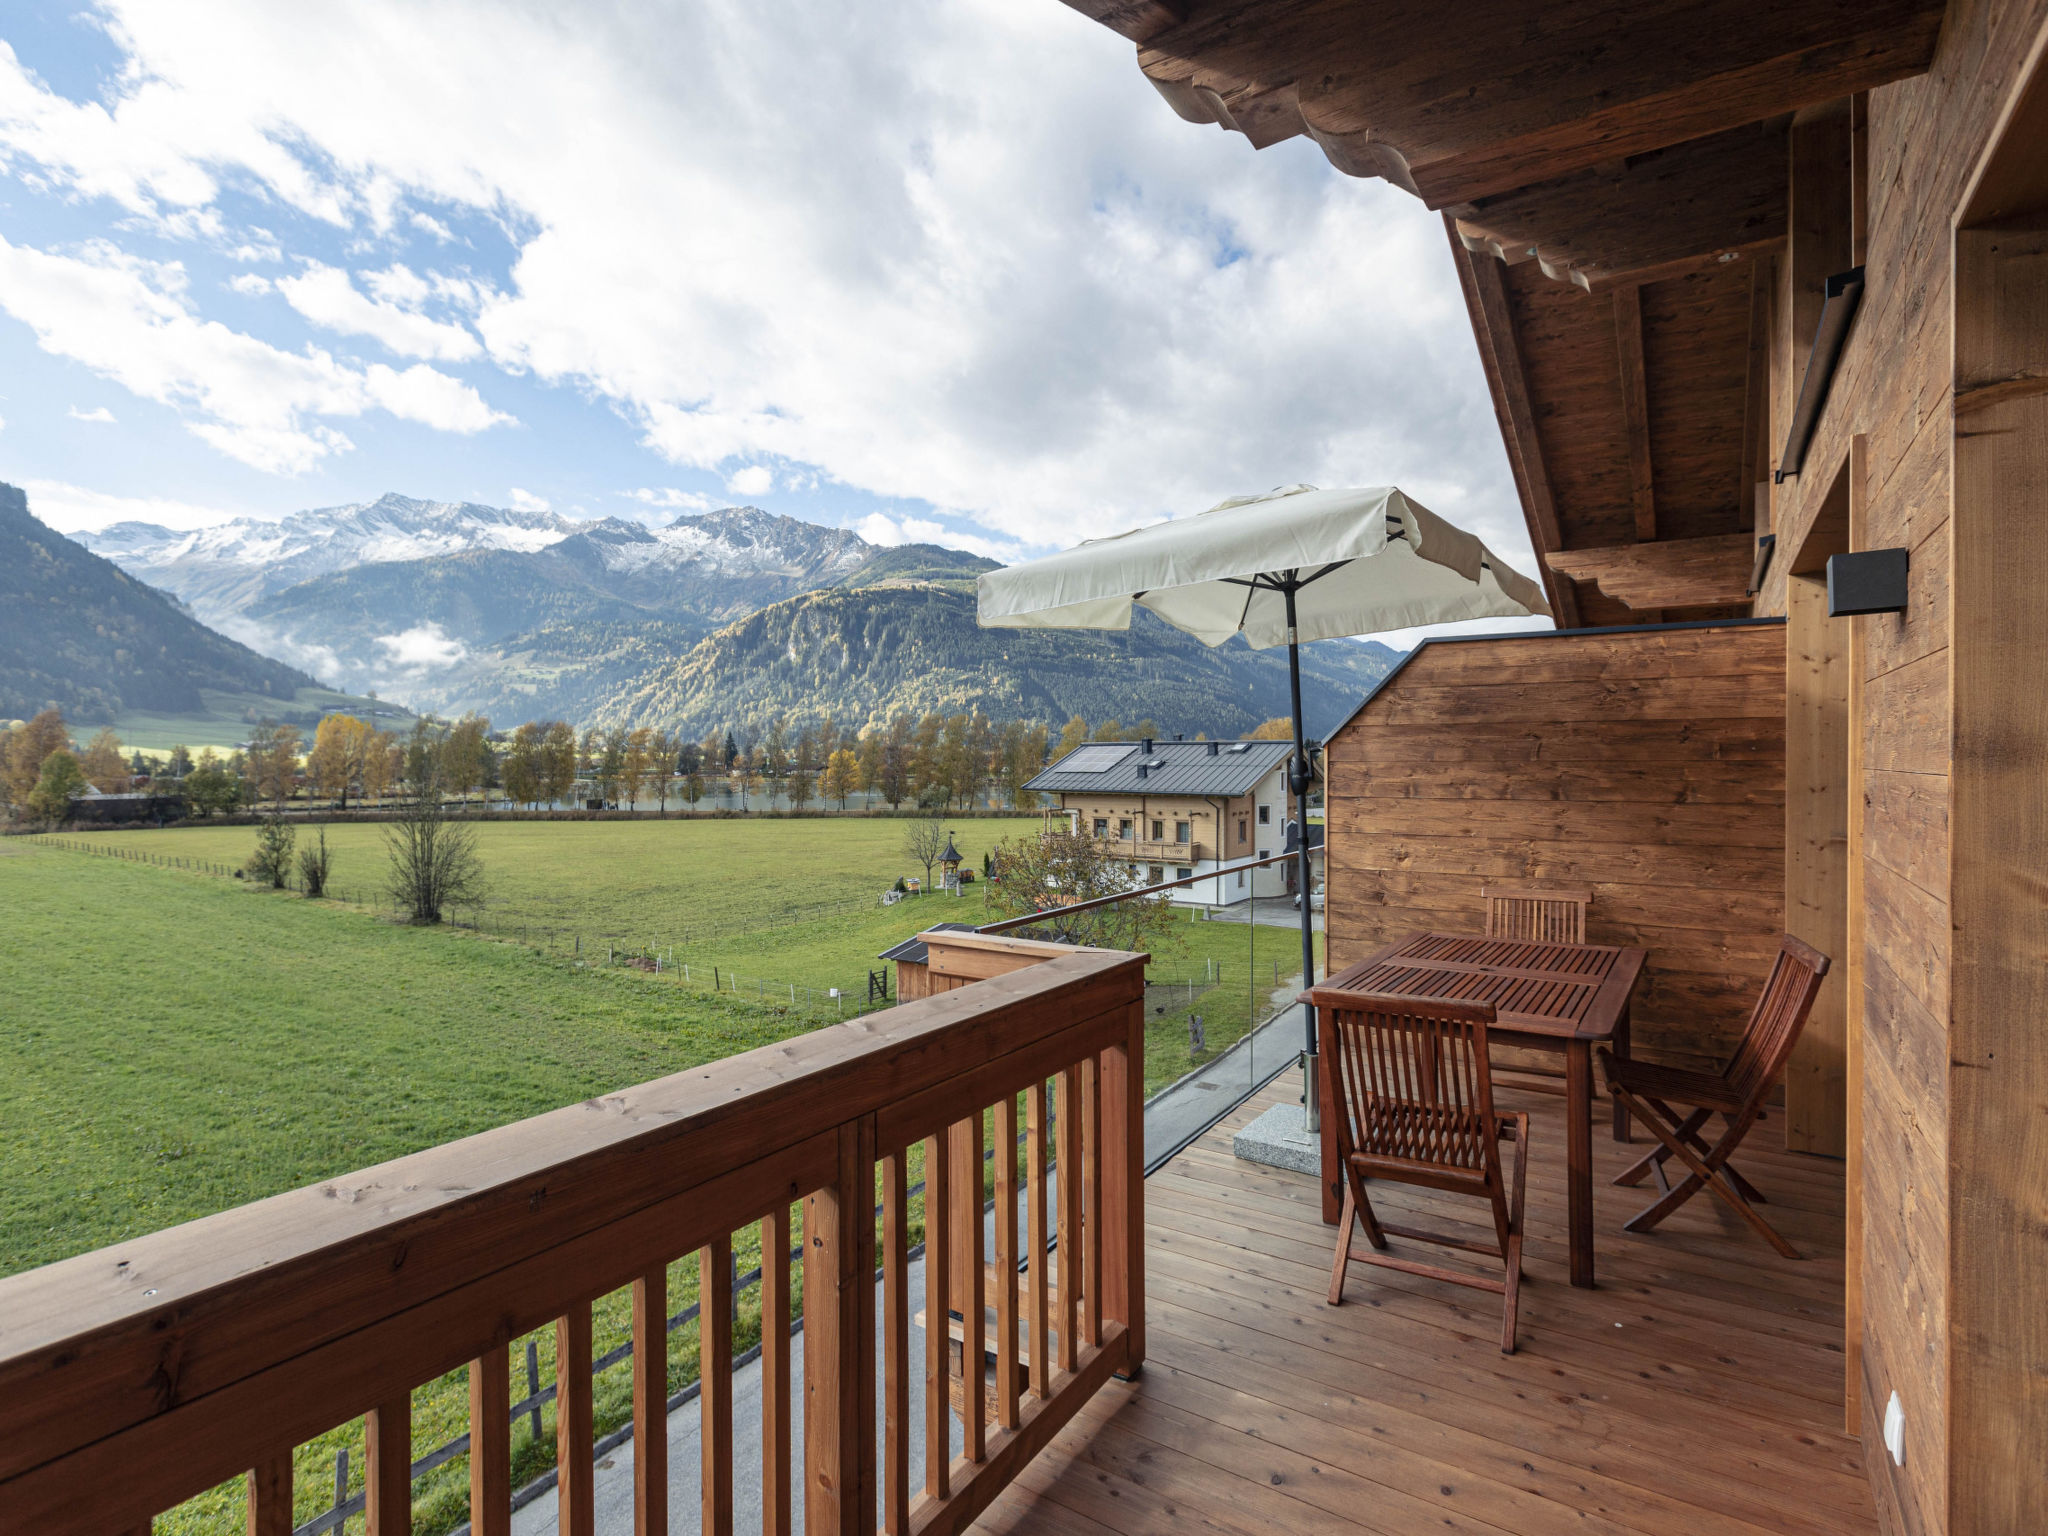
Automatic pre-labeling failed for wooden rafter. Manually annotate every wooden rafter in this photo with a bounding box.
[1613,286,1658,543]
[1446,216,1580,629]
[1450,120,1790,291]
[1737,257,1774,531]
[1543,534,1755,611]
[1118,0,1943,206]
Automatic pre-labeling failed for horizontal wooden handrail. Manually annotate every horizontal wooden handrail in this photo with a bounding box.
[0,943,1149,1535]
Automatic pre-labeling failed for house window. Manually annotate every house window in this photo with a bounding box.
[1175,867,1192,881]
[1175,821,1190,844]
[1258,848,1269,861]
[1118,817,1133,840]
[1258,805,1271,825]
[1236,871,1246,889]
[1237,817,1248,843]
[1148,864,1165,885]
[1150,819,1164,840]
[1093,817,1108,836]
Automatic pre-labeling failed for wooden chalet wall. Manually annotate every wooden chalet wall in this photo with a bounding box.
[1747,6,2048,1531]
[1323,620,1785,1076]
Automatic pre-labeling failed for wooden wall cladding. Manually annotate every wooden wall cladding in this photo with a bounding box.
[1323,621,1785,1076]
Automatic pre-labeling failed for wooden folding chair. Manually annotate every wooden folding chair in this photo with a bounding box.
[1311,987,1530,1353]
[1482,884,1591,946]
[1479,885,1611,1120]
[1598,934,1831,1258]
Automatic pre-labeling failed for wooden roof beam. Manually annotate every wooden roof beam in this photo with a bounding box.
[1544,534,1755,610]
[1124,0,1942,206]
[1449,120,1790,292]
[1613,286,1658,544]
[1446,216,1581,629]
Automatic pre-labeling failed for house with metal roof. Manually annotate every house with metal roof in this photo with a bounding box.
[1022,736,1318,906]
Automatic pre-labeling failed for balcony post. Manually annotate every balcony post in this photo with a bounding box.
[1100,992,1146,1377]
[804,1117,875,1535]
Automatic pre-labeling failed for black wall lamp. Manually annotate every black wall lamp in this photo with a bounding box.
[1827,549,1909,617]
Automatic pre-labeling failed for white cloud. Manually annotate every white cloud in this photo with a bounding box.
[723,464,773,498]
[227,271,271,295]
[0,235,509,472]
[22,477,245,533]
[507,486,548,512]
[627,487,716,512]
[276,261,481,361]
[0,413,7,433]
[68,404,117,422]
[856,509,1022,561]
[0,1,1528,564]
[855,511,906,547]
[374,622,466,669]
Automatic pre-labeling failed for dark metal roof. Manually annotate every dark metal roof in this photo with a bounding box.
[1024,738,1293,798]
[878,921,979,965]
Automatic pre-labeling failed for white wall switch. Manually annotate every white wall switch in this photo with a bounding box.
[1883,1390,1906,1467]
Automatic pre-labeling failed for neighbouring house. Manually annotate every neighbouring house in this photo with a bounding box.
[1023,736,1319,905]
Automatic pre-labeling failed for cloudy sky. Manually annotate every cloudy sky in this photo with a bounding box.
[0,0,1535,587]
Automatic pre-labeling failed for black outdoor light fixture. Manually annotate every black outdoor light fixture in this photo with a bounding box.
[1827,548,1910,617]
[1777,267,1867,483]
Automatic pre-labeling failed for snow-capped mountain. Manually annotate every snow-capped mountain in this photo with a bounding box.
[545,507,874,615]
[76,492,581,624]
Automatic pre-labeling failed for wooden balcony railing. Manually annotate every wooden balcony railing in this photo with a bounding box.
[0,937,1147,1536]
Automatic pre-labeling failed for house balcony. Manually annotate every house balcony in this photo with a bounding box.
[0,926,1873,1536]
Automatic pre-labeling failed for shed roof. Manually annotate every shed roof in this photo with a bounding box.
[878,921,979,965]
[1023,738,1293,798]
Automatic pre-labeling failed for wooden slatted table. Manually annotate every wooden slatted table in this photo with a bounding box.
[1316,930,1646,1288]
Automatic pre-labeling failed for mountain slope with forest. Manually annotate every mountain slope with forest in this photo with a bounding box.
[0,482,317,723]
[591,582,1397,738]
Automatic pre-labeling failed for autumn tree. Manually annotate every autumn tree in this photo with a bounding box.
[622,726,653,809]
[26,750,87,822]
[441,715,493,803]
[878,715,913,809]
[985,824,1175,953]
[184,749,241,817]
[360,731,399,805]
[1249,716,1293,740]
[823,747,859,809]
[4,709,70,813]
[246,724,303,806]
[80,728,129,793]
[502,722,543,807]
[310,715,371,807]
[649,728,673,815]
[541,721,579,805]
[855,729,883,809]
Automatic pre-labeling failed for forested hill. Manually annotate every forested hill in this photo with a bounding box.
[590,582,1398,738]
[0,482,316,723]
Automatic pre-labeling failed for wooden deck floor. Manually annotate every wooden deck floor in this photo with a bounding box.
[976,1078,1876,1536]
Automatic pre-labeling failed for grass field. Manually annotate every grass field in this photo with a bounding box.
[8,825,1314,1532]
[56,817,1319,1085]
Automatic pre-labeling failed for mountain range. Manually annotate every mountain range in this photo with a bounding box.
[68,490,1399,735]
[1,482,317,724]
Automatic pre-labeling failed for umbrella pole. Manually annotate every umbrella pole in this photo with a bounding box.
[1285,584,1320,1134]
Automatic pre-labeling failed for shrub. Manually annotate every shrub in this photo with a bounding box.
[297,828,334,897]
[247,814,296,889]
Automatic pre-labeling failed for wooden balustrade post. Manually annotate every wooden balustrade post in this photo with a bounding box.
[701,1236,734,1536]
[556,1304,595,1536]
[948,1113,986,1463]
[762,1205,793,1536]
[1101,994,1145,1377]
[468,1345,511,1536]
[804,1118,874,1536]
[246,1450,292,1536]
[631,1268,668,1536]
[365,1395,412,1536]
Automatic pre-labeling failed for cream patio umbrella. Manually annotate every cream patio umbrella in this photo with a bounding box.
[977,483,1550,1129]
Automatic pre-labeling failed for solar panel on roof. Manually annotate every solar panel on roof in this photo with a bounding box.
[1058,744,1136,772]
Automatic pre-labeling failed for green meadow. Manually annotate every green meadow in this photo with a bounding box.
[5,823,1313,1532]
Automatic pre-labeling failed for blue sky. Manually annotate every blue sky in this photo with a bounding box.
[0,0,1540,605]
